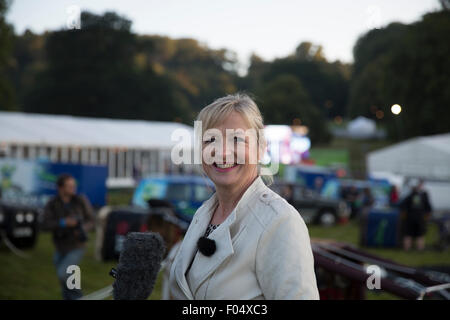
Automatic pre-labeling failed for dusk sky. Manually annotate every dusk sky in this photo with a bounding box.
[6,0,440,72]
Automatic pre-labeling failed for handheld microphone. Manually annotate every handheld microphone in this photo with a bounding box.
[110,232,166,300]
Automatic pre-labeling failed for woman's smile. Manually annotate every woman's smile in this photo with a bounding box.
[213,162,239,172]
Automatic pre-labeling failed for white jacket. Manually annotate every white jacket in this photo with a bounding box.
[168,176,320,300]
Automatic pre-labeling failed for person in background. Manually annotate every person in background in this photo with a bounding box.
[281,183,295,206]
[400,180,432,251]
[360,187,374,215]
[389,185,399,206]
[42,173,95,299]
[313,177,324,195]
[346,185,360,219]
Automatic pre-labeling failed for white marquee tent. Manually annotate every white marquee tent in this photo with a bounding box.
[0,111,195,186]
[367,133,450,181]
[347,116,377,138]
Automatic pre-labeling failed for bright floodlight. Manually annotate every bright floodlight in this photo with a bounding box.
[391,104,402,115]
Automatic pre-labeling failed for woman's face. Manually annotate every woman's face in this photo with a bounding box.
[202,111,259,189]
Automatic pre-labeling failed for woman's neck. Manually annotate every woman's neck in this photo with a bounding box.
[212,174,258,223]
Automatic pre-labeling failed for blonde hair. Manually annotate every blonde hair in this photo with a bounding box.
[196,93,273,185]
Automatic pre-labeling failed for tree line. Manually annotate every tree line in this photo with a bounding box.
[1,0,449,143]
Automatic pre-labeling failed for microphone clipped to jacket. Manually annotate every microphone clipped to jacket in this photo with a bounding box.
[197,236,216,256]
[81,232,166,300]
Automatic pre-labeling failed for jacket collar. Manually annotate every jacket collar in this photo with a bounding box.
[174,175,267,299]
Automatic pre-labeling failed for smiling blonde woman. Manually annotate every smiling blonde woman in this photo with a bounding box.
[168,93,319,300]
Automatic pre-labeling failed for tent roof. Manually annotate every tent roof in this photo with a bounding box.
[0,111,194,149]
[367,133,450,180]
[347,116,376,135]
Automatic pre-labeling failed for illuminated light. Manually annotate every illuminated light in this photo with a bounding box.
[290,136,311,154]
[264,124,311,165]
[298,125,309,135]
[336,168,347,178]
[25,213,34,223]
[281,153,291,165]
[16,213,24,223]
[264,125,291,141]
[292,125,308,135]
[391,104,402,115]
[376,110,384,119]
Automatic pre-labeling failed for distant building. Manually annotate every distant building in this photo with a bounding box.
[0,111,195,187]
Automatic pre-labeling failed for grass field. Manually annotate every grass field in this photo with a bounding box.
[1,218,448,300]
[308,148,349,167]
[0,230,164,300]
[310,136,394,179]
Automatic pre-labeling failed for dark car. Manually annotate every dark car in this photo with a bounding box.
[0,190,42,249]
[270,181,350,226]
[132,175,215,223]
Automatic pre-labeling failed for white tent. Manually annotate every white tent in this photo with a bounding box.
[367,133,450,181]
[347,116,377,138]
[367,133,450,211]
[0,111,193,149]
[0,111,195,185]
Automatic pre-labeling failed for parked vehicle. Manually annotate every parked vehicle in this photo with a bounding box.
[95,204,187,261]
[132,175,215,223]
[270,180,350,226]
[0,194,41,249]
[320,178,392,219]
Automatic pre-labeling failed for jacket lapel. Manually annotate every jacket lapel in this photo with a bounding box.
[174,194,217,299]
[189,210,236,296]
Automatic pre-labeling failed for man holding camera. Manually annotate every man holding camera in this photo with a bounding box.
[42,173,95,300]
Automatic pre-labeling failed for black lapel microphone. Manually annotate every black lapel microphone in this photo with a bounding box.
[197,236,216,256]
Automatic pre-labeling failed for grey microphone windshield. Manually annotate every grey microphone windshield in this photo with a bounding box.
[112,232,166,300]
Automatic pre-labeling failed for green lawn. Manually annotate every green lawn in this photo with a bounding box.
[1,219,448,300]
[311,136,394,179]
[309,148,349,167]
[0,230,164,300]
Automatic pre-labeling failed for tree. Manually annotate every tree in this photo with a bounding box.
[258,55,349,119]
[0,0,15,110]
[439,0,450,10]
[351,23,407,78]
[348,10,450,140]
[23,11,185,122]
[242,53,269,92]
[259,74,330,143]
[9,30,48,110]
[381,10,450,138]
[294,42,326,62]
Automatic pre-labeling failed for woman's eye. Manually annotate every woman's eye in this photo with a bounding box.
[204,137,215,144]
[234,136,244,143]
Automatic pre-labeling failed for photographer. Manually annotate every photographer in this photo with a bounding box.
[41,173,95,300]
